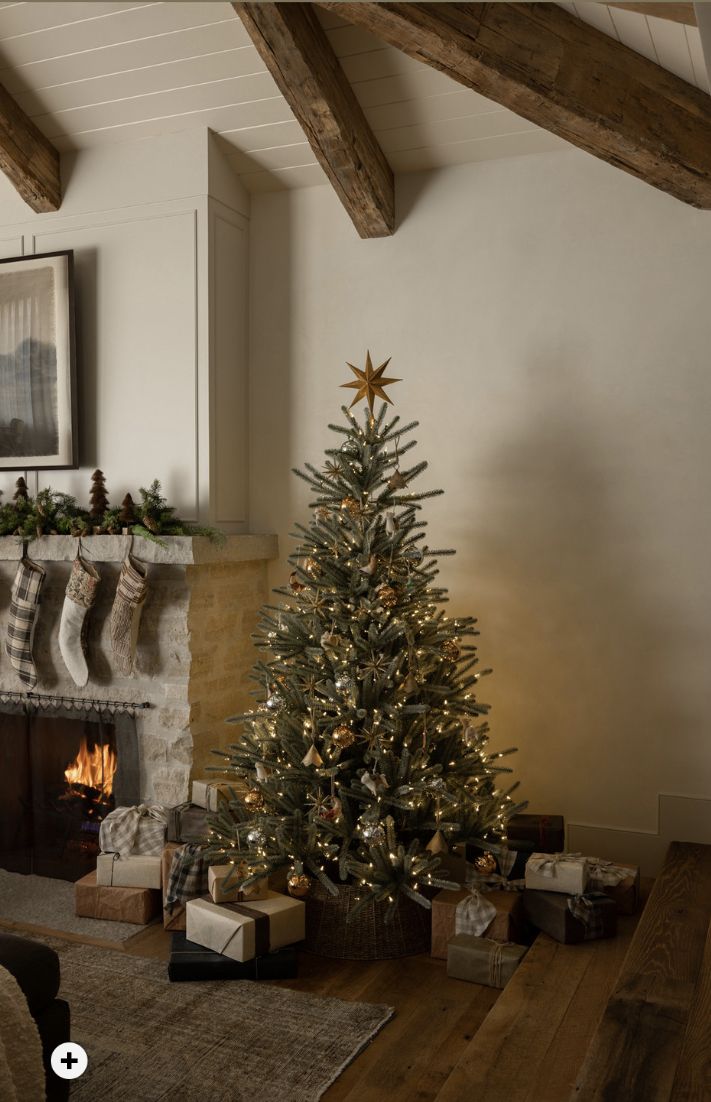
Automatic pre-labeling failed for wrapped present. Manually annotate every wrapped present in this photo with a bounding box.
[168,932,298,982]
[431,887,526,960]
[191,780,235,812]
[587,859,640,915]
[447,934,527,988]
[96,852,162,889]
[99,803,168,857]
[162,842,186,930]
[167,802,208,844]
[162,841,210,931]
[525,852,589,895]
[208,864,269,904]
[506,813,565,853]
[523,889,617,944]
[186,890,305,963]
[75,870,161,925]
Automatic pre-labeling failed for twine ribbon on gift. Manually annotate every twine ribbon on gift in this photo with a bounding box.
[99,803,168,858]
[529,852,584,878]
[454,886,498,937]
[586,858,629,887]
[566,891,610,940]
[488,942,506,988]
[466,869,525,893]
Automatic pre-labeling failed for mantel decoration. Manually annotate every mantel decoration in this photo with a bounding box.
[0,250,78,471]
[202,354,525,957]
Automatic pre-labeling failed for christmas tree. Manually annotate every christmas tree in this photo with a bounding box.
[206,355,523,917]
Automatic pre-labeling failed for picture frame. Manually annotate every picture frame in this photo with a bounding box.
[0,250,78,470]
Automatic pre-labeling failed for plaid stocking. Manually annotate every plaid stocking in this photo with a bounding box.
[6,556,46,688]
[110,553,148,676]
[58,554,100,687]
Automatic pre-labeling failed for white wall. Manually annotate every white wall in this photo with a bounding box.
[248,150,711,869]
[0,129,249,528]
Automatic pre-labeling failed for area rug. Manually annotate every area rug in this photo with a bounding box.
[41,937,393,1101]
[0,869,145,942]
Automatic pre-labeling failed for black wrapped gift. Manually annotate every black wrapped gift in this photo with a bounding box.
[522,889,617,944]
[168,932,298,982]
[166,803,208,844]
[506,814,565,853]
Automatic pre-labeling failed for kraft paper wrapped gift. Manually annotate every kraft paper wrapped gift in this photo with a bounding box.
[587,859,640,915]
[167,802,208,844]
[96,852,162,889]
[99,804,168,858]
[186,890,305,963]
[431,887,526,960]
[75,870,161,925]
[208,864,269,904]
[523,889,617,944]
[447,934,527,988]
[191,780,235,812]
[168,932,298,982]
[524,853,589,895]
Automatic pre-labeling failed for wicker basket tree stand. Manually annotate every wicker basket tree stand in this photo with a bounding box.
[304,880,432,960]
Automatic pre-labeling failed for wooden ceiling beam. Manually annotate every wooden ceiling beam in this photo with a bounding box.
[232,2,393,238]
[0,80,60,212]
[319,2,711,209]
[607,3,696,26]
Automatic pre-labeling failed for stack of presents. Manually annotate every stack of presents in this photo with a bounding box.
[433,813,639,988]
[74,780,302,981]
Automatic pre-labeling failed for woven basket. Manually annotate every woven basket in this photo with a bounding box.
[304,880,432,960]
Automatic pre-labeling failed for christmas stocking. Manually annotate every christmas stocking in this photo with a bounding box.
[110,554,148,676]
[58,554,101,687]
[6,556,46,688]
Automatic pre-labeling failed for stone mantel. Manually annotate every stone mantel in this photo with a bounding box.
[0,534,278,565]
[0,533,278,804]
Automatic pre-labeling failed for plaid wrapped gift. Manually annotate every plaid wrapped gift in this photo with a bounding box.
[165,842,210,915]
[99,804,168,857]
[5,556,46,688]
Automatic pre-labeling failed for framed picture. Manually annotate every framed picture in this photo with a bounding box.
[0,250,78,470]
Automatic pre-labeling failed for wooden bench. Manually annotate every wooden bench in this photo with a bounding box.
[435,841,711,1102]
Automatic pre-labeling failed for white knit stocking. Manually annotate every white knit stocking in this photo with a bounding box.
[58,554,100,687]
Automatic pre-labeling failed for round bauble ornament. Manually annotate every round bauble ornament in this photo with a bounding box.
[289,571,305,593]
[287,871,312,898]
[246,828,266,847]
[340,496,360,517]
[265,692,285,712]
[244,789,266,812]
[440,640,461,662]
[331,724,356,750]
[474,852,497,875]
[304,556,320,576]
[361,821,386,846]
[376,584,397,609]
[334,674,353,693]
[315,506,330,521]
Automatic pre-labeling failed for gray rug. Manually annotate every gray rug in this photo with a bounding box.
[38,937,392,1101]
[0,870,145,942]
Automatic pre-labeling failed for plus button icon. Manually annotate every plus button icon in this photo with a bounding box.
[61,1051,79,1071]
[51,1042,88,1080]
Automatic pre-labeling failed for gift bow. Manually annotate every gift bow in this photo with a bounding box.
[102,803,168,857]
[466,870,525,893]
[530,852,584,878]
[566,891,610,938]
[454,886,498,937]
[586,858,629,887]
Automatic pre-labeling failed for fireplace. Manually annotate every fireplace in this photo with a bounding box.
[0,699,140,881]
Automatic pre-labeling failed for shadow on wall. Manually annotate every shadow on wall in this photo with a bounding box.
[447,355,681,827]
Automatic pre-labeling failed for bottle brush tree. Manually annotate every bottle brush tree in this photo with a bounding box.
[205,356,523,918]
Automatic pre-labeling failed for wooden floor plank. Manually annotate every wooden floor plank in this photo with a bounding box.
[573,842,711,1102]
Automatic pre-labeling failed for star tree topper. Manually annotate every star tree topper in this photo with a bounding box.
[340,351,400,414]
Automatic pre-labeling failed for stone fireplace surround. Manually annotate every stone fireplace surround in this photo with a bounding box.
[0,534,277,806]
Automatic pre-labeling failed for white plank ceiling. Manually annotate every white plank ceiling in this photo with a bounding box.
[0,1,707,194]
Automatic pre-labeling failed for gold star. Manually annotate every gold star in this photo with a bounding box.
[340,352,400,414]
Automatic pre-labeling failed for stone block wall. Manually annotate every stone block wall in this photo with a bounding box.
[0,534,277,805]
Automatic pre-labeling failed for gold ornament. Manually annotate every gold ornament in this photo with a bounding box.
[426,829,449,855]
[474,852,497,874]
[302,744,324,767]
[332,724,356,750]
[340,351,401,414]
[304,556,320,576]
[440,640,461,661]
[244,789,265,811]
[287,871,312,898]
[315,506,330,520]
[340,496,360,517]
[376,584,397,609]
[289,571,306,593]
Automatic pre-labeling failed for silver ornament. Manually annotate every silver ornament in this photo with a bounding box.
[246,829,266,847]
[361,822,386,846]
[266,692,285,712]
[335,675,353,693]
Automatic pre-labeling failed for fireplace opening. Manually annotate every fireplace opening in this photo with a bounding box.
[0,702,140,882]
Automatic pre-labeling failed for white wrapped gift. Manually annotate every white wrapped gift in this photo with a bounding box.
[524,852,589,895]
[96,853,162,890]
[191,780,234,812]
[186,890,305,962]
[208,864,269,904]
[99,804,168,858]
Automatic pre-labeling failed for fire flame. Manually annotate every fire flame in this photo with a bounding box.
[64,738,117,799]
